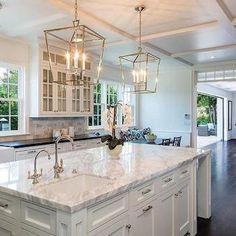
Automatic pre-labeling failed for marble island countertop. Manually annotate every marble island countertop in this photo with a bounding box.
[0,143,210,213]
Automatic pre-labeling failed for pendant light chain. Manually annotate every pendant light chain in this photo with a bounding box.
[139,7,142,51]
[74,0,78,21]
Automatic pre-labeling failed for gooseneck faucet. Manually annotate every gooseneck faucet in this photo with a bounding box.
[28,150,51,184]
[54,135,74,178]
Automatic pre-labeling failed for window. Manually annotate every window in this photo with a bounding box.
[88,81,136,129]
[0,64,24,134]
[89,83,102,127]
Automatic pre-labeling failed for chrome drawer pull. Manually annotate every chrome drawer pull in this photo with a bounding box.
[0,203,8,208]
[143,205,153,213]
[164,177,172,183]
[142,189,151,195]
[181,170,188,174]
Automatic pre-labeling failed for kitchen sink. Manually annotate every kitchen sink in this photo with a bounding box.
[36,174,113,196]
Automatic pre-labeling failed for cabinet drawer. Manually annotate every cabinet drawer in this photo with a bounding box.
[0,217,18,236]
[88,214,129,236]
[21,201,56,235]
[22,224,54,236]
[177,165,190,183]
[130,181,155,206]
[0,192,19,220]
[157,172,175,192]
[88,193,129,231]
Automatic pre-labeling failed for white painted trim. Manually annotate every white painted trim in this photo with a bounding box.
[140,21,219,41]
[172,44,236,58]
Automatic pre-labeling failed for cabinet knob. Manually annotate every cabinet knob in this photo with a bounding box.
[126,224,131,230]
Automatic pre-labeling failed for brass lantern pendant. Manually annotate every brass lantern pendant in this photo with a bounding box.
[119,6,161,94]
[44,0,105,86]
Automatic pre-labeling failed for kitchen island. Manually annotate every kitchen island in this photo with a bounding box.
[0,143,211,236]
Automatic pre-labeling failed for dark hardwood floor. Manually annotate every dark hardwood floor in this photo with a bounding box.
[197,140,236,236]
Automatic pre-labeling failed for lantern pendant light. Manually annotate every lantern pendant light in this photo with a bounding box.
[119,6,161,93]
[44,0,105,86]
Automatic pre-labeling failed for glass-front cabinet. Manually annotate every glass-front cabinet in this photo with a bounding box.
[42,68,53,112]
[38,49,93,116]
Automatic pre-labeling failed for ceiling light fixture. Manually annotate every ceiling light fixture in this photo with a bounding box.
[119,6,161,94]
[44,0,105,86]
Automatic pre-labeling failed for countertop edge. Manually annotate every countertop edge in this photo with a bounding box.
[0,150,210,213]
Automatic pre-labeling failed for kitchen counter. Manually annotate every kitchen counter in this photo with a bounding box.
[0,133,105,148]
[0,143,210,213]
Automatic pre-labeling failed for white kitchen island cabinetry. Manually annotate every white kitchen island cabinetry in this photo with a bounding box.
[0,144,211,236]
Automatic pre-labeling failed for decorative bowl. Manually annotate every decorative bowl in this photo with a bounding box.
[145,134,157,144]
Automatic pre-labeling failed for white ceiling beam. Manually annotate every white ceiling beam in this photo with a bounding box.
[171,44,236,58]
[139,21,219,41]
[46,0,193,66]
[216,0,234,22]
[198,0,236,37]
[233,17,236,25]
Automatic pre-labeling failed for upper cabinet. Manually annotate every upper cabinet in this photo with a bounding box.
[30,44,93,117]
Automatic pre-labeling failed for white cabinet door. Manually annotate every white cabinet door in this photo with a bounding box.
[89,215,130,236]
[157,189,175,236]
[0,218,17,236]
[175,181,191,236]
[130,199,157,236]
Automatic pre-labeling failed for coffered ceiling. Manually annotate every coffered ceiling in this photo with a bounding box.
[0,0,236,66]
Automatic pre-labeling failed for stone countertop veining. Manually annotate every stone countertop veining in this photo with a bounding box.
[0,133,106,148]
[0,143,210,213]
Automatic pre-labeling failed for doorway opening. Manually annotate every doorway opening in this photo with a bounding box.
[197,93,224,148]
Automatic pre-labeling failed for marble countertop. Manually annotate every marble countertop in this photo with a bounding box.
[0,133,106,148]
[0,143,210,213]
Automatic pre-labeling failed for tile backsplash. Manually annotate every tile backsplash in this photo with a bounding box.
[0,117,87,142]
[29,117,87,138]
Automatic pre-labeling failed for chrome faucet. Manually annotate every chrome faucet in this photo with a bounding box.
[28,150,51,184]
[54,135,74,178]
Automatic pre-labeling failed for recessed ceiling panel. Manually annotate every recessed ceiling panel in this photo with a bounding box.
[223,0,236,17]
[148,27,236,53]
[180,47,236,64]
[68,0,216,36]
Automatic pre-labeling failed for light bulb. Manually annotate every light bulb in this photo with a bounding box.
[65,51,70,70]
[82,53,86,70]
[74,50,79,69]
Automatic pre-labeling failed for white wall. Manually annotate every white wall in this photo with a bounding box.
[231,93,236,139]
[197,83,233,141]
[217,98,223,141]
[138,59,193,146]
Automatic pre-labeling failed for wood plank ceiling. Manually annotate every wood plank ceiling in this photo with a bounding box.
[0,0,236,66]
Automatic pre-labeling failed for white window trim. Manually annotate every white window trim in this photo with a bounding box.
[0,62,27,136]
